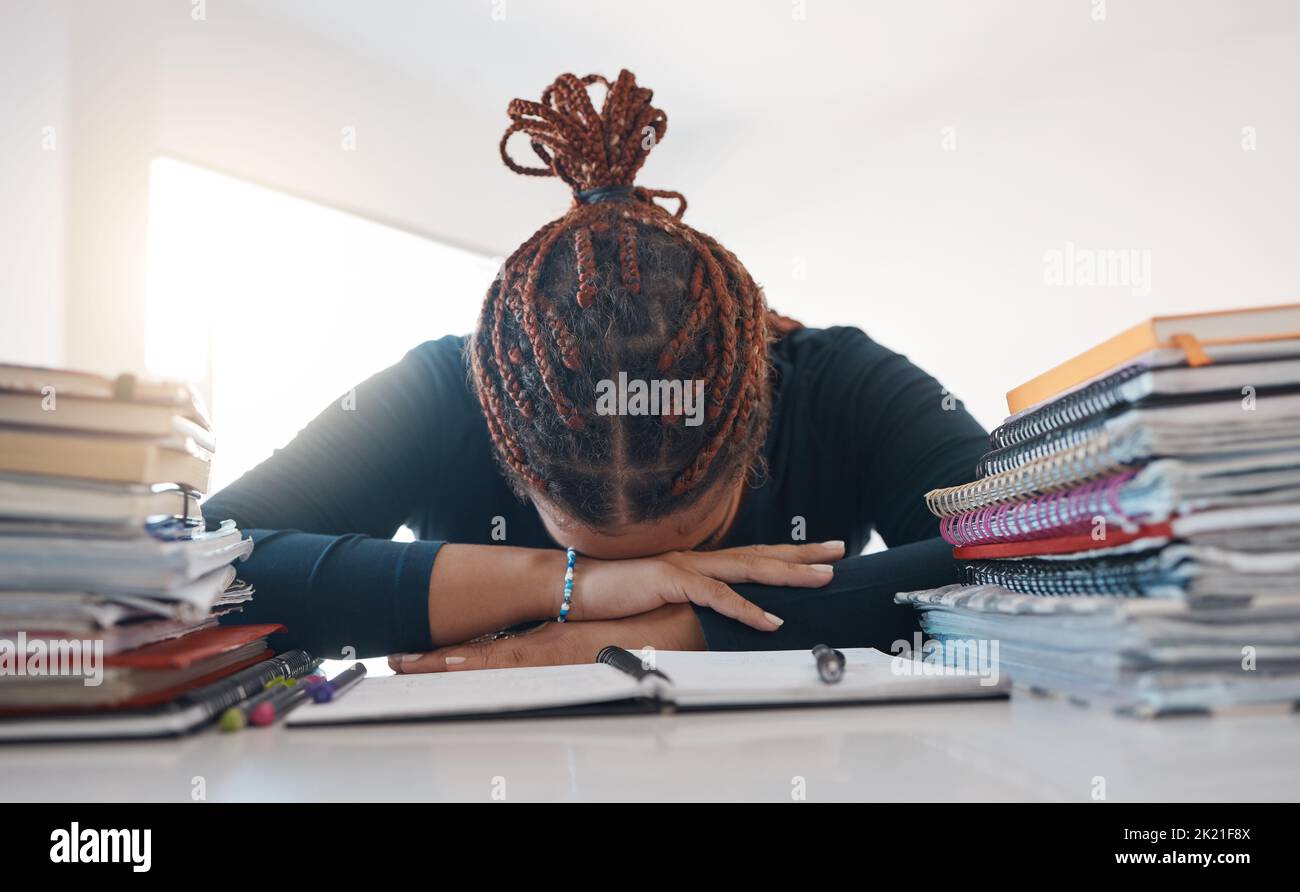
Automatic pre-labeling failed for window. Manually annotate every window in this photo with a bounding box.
[144,158,493,497]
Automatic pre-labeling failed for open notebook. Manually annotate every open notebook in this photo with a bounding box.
[286,647,1005,727]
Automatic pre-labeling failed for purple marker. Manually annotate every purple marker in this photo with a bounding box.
[310,662,368,703]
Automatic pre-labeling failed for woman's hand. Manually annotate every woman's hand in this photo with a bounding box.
[571,540,844,631]
[426,540,844,646]
[390,603,706,674]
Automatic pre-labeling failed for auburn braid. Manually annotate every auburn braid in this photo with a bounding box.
[617,222,642,295]
[470,311,544,489]
[657,260,711,373]
[473,69,801,524]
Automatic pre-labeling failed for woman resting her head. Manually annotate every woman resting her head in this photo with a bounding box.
[204,70,989,672]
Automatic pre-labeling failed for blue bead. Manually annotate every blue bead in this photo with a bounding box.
[559,546,578,622]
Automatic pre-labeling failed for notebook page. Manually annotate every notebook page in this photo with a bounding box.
[287,662,644,726]
[650,648,1004,708]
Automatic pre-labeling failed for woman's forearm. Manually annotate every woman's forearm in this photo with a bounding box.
[391,602,706,673]
[426,544,566,645]
[425,540,843,649]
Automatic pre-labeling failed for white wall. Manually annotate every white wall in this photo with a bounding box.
[2,0,1297,430]
[0,2,68,366]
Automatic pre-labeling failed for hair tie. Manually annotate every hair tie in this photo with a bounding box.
[574,184,636,205]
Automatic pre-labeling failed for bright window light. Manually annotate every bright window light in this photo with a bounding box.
[144,157,493,500]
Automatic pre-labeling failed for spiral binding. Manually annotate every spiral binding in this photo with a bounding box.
[938,469,1140,546]
[989,365,1148,450]
[961,550,1174,596]
[975,412,1112,477]
[925,429,1141,517]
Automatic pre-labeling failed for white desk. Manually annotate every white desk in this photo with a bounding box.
[2,694,1298,801]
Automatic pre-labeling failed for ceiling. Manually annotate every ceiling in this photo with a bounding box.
[245,0,1299,126]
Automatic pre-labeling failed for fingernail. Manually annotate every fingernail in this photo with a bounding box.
[821,540,845,550]
[398,654,424,663]
[445,656,467,665]
[763,612,785,627]
[811,563,834,573]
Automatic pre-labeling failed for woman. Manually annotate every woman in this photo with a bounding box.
[205,70,987,672]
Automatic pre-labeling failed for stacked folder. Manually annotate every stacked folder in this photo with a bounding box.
[900,304,1300,716]
[0,363,265,714]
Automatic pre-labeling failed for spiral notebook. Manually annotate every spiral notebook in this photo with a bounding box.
[936,452,1300,546]
[976,392,1300,478]
[928,399,1300,520]
[989,357,1300,450]
[898,583,1300,715]
[286,647,1004,727]
[961,543,1300,599]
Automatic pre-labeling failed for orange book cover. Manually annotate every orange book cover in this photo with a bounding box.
[105,623,285,670]
[1005,302,1300,416]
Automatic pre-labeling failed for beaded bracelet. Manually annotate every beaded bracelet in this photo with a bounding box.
[557,546,576,622]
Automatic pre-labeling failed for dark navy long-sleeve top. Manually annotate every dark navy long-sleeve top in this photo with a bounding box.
[204,327,987,658]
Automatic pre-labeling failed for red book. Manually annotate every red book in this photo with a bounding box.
[105,624,283,669]
[0,624,285,713]
[951,522,1173,560]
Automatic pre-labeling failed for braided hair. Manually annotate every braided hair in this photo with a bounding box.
[470,69,801,526]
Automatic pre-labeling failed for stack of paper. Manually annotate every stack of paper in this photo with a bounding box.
[0,363,259,710]
[903,305,1300,715]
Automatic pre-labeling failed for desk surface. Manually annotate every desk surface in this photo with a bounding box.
[2,693,1298,802]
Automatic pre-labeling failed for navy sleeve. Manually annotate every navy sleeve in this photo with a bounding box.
[203,337,469,658]
[694,537,958,651]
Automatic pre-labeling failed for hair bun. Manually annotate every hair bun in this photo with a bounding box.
[500,69,668,195]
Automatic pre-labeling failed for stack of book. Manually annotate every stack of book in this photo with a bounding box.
[899,304,1300,716]
[0,363,271,719]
